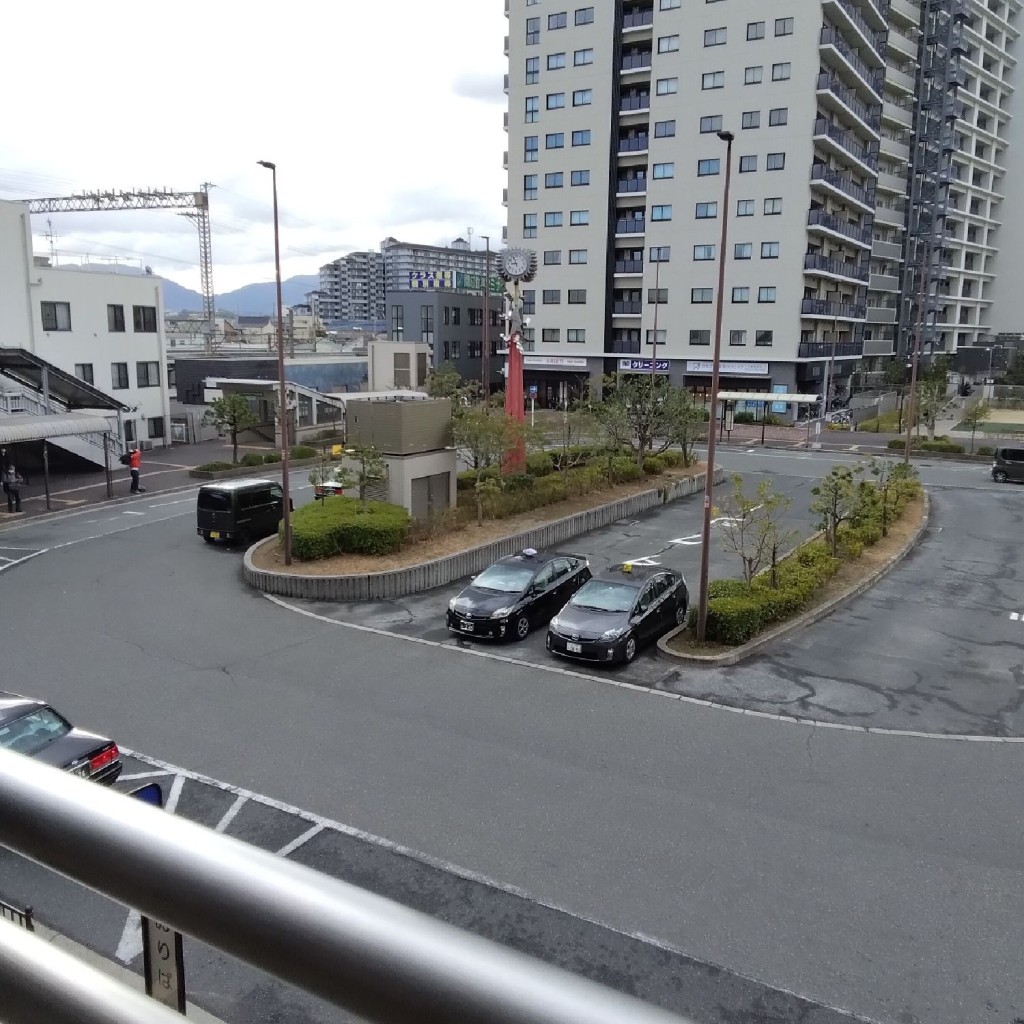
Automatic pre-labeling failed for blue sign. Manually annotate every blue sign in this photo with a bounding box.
[771,384,789,414]
[619,358,670,372]
[528,384,538,397]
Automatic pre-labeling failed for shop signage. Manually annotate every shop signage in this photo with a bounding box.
[618,359,670,372]
[685,361,769,376]
[523,356,589,369]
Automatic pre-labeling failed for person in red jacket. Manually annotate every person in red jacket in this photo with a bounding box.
[128,447,144,494]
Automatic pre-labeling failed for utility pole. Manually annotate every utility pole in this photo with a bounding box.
[648,252,661,419]
[481,235,491,398]
[824,316,839,422]
[903,253,927,466]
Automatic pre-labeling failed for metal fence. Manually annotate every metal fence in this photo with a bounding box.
[0,749,692,1024]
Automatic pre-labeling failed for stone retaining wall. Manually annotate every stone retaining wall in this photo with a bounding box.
[243,468,722,602]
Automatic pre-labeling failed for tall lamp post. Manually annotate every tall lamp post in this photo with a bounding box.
[257,159,293,565]
[903,251,927,467]
[696,130,734,642]
[481,235,491,398]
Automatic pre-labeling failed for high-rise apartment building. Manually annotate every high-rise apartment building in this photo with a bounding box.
[380,237,492,296]
[318,250,385,326]
[504,0,1019,402]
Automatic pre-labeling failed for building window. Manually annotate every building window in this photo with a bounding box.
[739,155,757,172]
[574,48,594,65]
[525,136,538,162]
[468,340,483,359]
[654,119,676,137]
[734,243,752,259]
[525,97,539,123]
[650,246,671,261]
[656,77,678,95]
[729,330,747,346]
[570,210,589,225]
[651,205,673,221]
[693,244,716,260]
[526,17,540,44]
[544,211,563,226]
[742,110,760,129]
[758,287,777,303]
[542,290,561,304]
[772,62,791,81]
[660,0,681,7]
[526,56,539,83]
[546,172,564,188]
[569,249,588,263]
[756,330,774,346]
[575,6,594,24]
[132,305,157,332]
[737,199,755,216]
[524,213,537,238]
[648,288,668,303]
[567,328,586,343]
[744,65,763,85]
[764,197,783,214]
[111,362,129,390]
[450,339,461,359]
[692,288,713,303]
[766,151,786,170]
[442,306,451,326]
[136,361,160,388]
[700,115,723,133]
[732,287,750,303]
[573,89,592,106]
[704,27,726,46]
[568,289,587,303]
[107,304,125,332]
[544,250,562,265]
[775,17,794,36]
[769,107,788,126]
[695,202,718,219]
[148,417,165,440]
[660,34,681,52]
[653,162,675,179]
[747,21,765,40]
[702,71,725,90]
[548,11,567,29]
[40,301,71,331]
[420,304,434,341]
[523,290,536,314]
[542,328,561,343]
[390,304,404,338]
[547,92,565,109]
[571,129,591,146]
[546,133,564,148]
[761,241,780,258]
[646,329,667,346]
[451,306,461,326]
[570,169,590,185]
[697,159,720,176]
[548,53,566,70]
[74,363,94,385]
[524,174,538,200]
[689,330,711,346]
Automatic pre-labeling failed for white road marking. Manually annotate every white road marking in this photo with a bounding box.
[1012,613,1020,621]
[276,824,324,857]
[147,498,194,509]
[214,793,248,833]
[118,770,174,781]
[0,550,47,574]
[264,594,1024,744]
[122,511,145,516]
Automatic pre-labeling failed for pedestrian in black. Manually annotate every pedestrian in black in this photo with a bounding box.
[0,448,7,506]
[4,464,23,513]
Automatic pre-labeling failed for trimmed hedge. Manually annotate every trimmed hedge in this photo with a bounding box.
[287,497,410,559]
[977,446,995,457]
[240,453,266,467]
[195,461,235,472]
[885,436,965,454]
[526,452,555,477]
[290,444,318,460]
[263,451,282,464]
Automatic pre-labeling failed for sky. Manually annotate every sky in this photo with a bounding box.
[0,1,508,294]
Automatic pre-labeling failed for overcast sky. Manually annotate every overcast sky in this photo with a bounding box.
[0,1,508,293]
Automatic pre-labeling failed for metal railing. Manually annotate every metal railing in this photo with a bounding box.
[0,386,109,453]
[0,750,691,1024]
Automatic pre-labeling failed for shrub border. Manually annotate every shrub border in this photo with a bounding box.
[243,468,722,602]
[189,456,321,480]
[656,489,931,667]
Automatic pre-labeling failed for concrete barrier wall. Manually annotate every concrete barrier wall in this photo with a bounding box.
[244,468,722,602]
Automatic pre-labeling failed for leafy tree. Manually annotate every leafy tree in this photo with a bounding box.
[883,359,908,390]
[203,394,259,464]
[868,458,919,535]
[960,399,992,453]
[715,475,797,587]
[346,444,387,506]
[550,399,596,482]
[452,409,528,524]
[426,362,481,413]
[595,375,694,470]
[810,464,864,557]
[1003,350,1024,386]
[914,377,947,439]
[666,389,707,467]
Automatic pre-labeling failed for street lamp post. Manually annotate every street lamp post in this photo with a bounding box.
[481,235,491,399]
[257,159,293,565]
[903,253,927,467]
[648,253,661,417]
[696,130,734,642]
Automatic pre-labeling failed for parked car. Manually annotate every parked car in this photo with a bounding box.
[196,479,290,546]
[547,563,689,665]
[0,691,122,784]
[992,447,1024,483]
[446,550,592,641]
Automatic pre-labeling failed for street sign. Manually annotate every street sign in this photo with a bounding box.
[528,384,538,397]
[814,420,822,435]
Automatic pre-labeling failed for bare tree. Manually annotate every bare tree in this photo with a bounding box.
[453,409,527,524]
[549,399,596,482]
[715,475,797,586]
[960,399,992,453]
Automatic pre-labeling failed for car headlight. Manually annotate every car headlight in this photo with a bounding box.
[600,627,629,641]
[448,598,458,611]
[491,607,513,619]
[550,616,562,632]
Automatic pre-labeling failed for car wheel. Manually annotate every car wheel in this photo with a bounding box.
[622,636,637,664]
[515,614,530,641]
[994,470,1008,483]
[675,604,688,626]
[545,632,552,651]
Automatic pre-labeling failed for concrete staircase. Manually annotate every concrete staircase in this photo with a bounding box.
[0,384,114,467]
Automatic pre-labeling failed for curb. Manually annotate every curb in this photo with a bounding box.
[656,489,932,667]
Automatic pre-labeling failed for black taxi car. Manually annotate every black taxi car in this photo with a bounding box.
[546,563,688,665]
[446,549,591,641]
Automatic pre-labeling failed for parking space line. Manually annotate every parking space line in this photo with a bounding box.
[119,769,174,781]
[276,824,324,857]
[215,794,248,833]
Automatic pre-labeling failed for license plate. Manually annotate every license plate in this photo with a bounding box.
[566,642,583,654]
[459,621,475,632]
[209,531,220,540]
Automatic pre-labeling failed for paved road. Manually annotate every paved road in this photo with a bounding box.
[0,451,1022,1024]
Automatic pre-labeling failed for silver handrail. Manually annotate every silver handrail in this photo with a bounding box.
[0,750,692,1024]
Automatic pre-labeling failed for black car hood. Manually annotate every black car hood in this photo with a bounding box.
[30,728,112,769]
[553,604,630,641]
[451,585,524,617]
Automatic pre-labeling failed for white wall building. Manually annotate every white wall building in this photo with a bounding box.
[0,200,171,452]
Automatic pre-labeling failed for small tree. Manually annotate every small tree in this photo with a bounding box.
[550,399,596,482]
[666,389,707,466]
[203,394,258,464]
[961,399,992,453]
[810,464,863,557]
[715,475,797,586]
[452,409,526,524]
[346,443,387,506]
[914,377,947,440]
[426,362,482,414]
[595,375,691,470]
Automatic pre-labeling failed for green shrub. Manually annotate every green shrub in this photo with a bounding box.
[708,579,750,600]
[919,439,965,454]
[642,454,669,475]
[457,466,500,490]
[239,453,266,467]
[263,451,282,464]
[658,450,685,468]
[564,465,607,497]
[195,461,235,472]
[526,452,555,477]
[705,596,764,645]
[887,437,921,450]
[290,444,317,460]
[977,445,995,457]
[287,497,410,559]
[609,457,644,483]
[551,444,597,470]
[501,473,535,492]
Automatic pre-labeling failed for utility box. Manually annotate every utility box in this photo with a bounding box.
[346,398,452,455]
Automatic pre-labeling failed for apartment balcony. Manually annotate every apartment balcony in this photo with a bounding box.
[886,64,916,96]
[872,238,903,260]
[504,34,509,56]
[614,259,644,274]
[618,133,650,153]
[503,150,509,169]
[888,0,919,26]
[503,74,509,94]
[874,201,906,227]
[822,0,887,68]
[616,177,648,195]
[609,335,641,354]
[503,112,509,132]
[620,50,652,73]
[869,272,900,291]
[809,163,875,213]
[816,72,882,135]
[881,99,913,128]
[615,217,646,235]
[619,93,651,114]
[863,336,896,356]
[807,208,874,248]
[613,301,643,316]
[812,117,879,174]
[801,298,868,320]
[879,134,911,161]
[867,301,898,323]
[887,27,918,62]
[819,26,884,99]
[798,339,865,358]
[875,170,906,193]
[622,6,654,30]
[804,252,870,283]
[502,188,508,208]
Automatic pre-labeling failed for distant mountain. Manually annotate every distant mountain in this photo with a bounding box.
[160,274,320,316]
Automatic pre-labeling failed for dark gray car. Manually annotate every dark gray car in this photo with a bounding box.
[992,447,1024,483]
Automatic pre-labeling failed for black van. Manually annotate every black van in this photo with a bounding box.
[992,448,1024,483]
[196,479,288,546]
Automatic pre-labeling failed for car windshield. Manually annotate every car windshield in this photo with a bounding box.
[570,580,638,613]
[472,563,537,594]
[198,490,231,511]
[0,707,71,756]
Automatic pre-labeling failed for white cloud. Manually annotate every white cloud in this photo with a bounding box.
[0,1,508,291]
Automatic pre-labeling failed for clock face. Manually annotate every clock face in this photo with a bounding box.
[502,248,530,278]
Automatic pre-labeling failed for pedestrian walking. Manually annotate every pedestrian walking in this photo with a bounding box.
[128,447,145,494]
[4,464,23,513]
[0,448,8,506]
